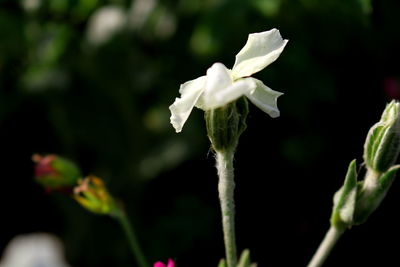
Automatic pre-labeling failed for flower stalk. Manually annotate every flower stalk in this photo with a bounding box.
[115,208,148,267]
[73,176,148,267]
[307,227,344,267]
[206,99,247,267]
[216,150,237,267]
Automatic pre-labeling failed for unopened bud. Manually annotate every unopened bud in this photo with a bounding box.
[205,97,249,153]
[73,176,118,215]
[33,154,81,191]
[364,100,400,173]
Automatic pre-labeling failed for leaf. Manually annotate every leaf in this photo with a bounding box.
[237,249,257,267]
[237,249,251,267]
[330,159,358,229]
[218,259,227,267]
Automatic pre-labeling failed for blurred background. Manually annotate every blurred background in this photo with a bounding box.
[1,0,400,266]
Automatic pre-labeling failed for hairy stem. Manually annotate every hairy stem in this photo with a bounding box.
[216,150,237,267]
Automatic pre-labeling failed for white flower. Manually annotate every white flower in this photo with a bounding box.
[0,233,70,267]
[169,28,288,133]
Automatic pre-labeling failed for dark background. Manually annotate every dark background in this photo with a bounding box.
[1,0,400,266]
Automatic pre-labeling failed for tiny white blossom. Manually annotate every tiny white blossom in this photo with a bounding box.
[0,233,70,267]
[169,28,288,133]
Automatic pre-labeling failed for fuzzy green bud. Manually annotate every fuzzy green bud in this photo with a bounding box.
[205,97,249,153]
[364,100,400,173]
[33,154,81,191]
[330,102,400,228]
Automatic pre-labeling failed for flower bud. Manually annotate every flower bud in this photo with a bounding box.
[33,154,81,191]
[73,176,118,215]
[363,100,400,173]
[154,259,175,267]
[205,97,249,152]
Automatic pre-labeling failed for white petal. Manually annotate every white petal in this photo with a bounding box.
[231,29,288,79]
[169,76,206,132]
[203,78,257,110]
[196,62,232,109]
[204,62,232,95]
[245,78,283,118]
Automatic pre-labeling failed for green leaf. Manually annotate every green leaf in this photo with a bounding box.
[218,259,227,267]
[237,249,251,267]
[330,159,358,230]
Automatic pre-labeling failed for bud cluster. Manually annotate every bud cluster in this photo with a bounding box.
[364,100,400,173]
[33,154,119,216]
[331,101,400,230]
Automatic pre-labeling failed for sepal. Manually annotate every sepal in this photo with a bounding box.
[330,160,358,230]
[353,165,400,225]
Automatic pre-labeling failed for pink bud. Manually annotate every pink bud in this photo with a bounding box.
[32,154,81,191]
[33,154,57,177]
[167,259,175,267]
[154,259,175,267]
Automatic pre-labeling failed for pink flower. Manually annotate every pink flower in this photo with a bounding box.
[154,258,175,267]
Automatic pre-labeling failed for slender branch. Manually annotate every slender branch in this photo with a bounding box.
[216,150,237,267]
[307,226,344,267]
[116,210,148,267]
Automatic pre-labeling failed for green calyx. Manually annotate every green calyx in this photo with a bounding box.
[364,100,400,173]
[205,97,249,153]
[353,166,400,225]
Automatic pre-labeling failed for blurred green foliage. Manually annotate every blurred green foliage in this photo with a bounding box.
[1,0,400,266]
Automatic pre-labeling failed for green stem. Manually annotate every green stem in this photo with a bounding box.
[216,150,237,267]
[307,226,344,267]
[116,210,148,267]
